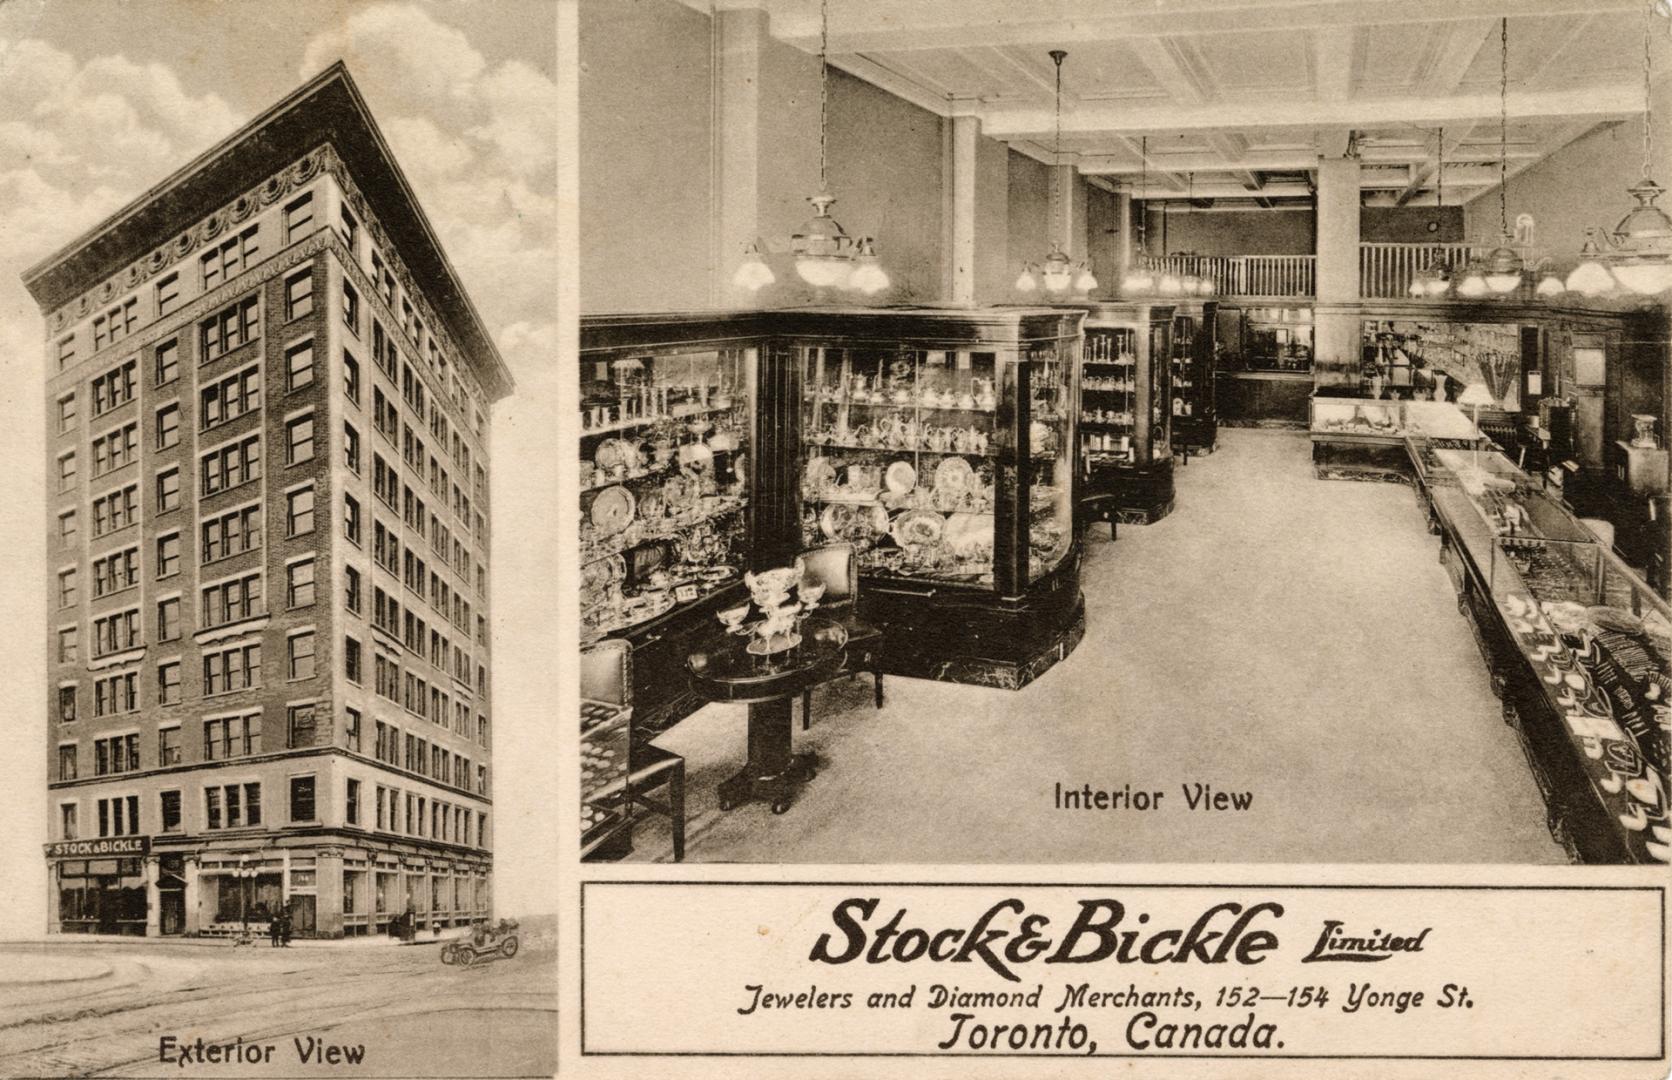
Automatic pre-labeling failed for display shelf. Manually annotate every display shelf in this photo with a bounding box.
[579,401,740,438]
[1076,303,1176,521]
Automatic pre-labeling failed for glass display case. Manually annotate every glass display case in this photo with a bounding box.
[1312,393,1485,482]
[1080,302,1175,522]
[1171,301,1218,453]
[785,305,1086,688]
[580,341,755,639]
[1423,446,1670,864]
[1242,305,1313,371]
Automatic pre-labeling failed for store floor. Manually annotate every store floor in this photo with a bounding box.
[626,428,1566,864]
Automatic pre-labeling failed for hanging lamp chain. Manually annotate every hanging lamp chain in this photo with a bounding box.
[1644,0,1655,180]
[1052,49,1065,249]
[819,0,829,192]
[1499,16,1509,237]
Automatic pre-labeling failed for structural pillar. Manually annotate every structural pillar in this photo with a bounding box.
[949,114,980,305]
[317,847,344,939]
[45,864,57,935]
[1048,158,1086,259]
[182,854,201,936]
[714,6,768,305]
[1314,156,1363,386]
[144,856,161,938]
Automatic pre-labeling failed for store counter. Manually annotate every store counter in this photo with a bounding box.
[1216,370,1311,426]
[1414,444,1670,864]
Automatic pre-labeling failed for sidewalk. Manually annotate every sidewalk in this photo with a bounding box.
[0,930,464,949]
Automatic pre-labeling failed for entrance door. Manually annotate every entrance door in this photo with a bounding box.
[289,895,316,936]
[159,890,185,935]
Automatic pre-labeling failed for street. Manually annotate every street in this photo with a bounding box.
[0,924,556,1078]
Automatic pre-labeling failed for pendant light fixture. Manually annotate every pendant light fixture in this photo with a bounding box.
[1120,135,1157,294]
[733,0,888,294]
[1016,50,1097,295]
[1459,18,1525,297]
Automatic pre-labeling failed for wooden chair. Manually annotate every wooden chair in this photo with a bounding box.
[580,639,686,862]
[798,543,885,730]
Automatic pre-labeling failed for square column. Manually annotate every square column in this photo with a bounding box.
[1314,156,1363,385]
[949,115,980,304]
[317,847,345,939]
[1049,159,1086,258]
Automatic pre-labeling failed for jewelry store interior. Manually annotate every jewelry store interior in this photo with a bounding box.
[576,0,1672,867]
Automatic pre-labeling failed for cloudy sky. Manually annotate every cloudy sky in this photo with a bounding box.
[0,0,558,922]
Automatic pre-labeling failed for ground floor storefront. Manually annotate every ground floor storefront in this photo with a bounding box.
[44,836,492,939]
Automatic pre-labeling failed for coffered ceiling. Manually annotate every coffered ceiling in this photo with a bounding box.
[692,0,1672,208]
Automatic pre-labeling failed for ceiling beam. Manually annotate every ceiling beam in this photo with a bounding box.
[1417,18,1495,95]
[1127,36,1212,105]
[980,83,1639,138]
[771,0,1644,54]
[1394,122,1473,205]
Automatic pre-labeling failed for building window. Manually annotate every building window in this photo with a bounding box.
[343,350,360,404]
[346,778,361,825]
[287,485,315,536]
[285,340,314,392]
[91,484,138,536]
[286,414,315,465]
[58,510,78,543]
[156,533,180,578]
[91,358,137,416]
[57,451,77,492]
[158,725,181,765]
[288,775,317,824]
[345,636,362,683]
[201,225,260,289]
[60,803,77,840]
[339,204,359,250]
[203,713,261,761]
[344,494,362,546]
[344,566,363,615]
[284,191,313,242]
[57,744,77,781]
[160,790,182,831]
[57,392,77,433]
[342,281,360,336]
[92,547,139,598]
[287,558,316,608]
[155,403,180,449]
[92,608,141,656]
[288,631,316,680]
[285,270,314,321]
[91,422,138,476]
[288,704,317,748]
[57,568,77,608]
[203,641,261,696]
[156,467,180,512]
[344,422,361,473]
[93,299,138,350]
[345,707,362,752]
[154,339,179,386]
[94,732,140,775]
[157,596,181,642]
[205,782,262,829]
[158,661,181,705]
[155,272,181,316]
[200,434,261,495]
[58,685,76,723]
[98,795,141,837]
[57,335,76,371]
[201,572,262,627]
[200,295,259,362]
[200,363,261,430]
[57,627,78,664]
[201,503,261,563]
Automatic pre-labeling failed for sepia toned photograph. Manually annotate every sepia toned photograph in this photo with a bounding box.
[0,1,557,1075]
[576,0,1669,870]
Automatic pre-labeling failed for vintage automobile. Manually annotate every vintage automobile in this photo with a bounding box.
[440,918,520,965]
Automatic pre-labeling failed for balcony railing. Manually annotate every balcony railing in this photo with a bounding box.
[1137,253,1316,299]
[1358,242,1534,300]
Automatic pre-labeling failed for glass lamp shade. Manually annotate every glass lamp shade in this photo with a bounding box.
[1534,274,1565,296]
[731,242,776,291]
[1456,382,1497,408]
[1407,277,1426,298]
[849,237,890,295]
[1015,268,1039,292]
[792,192,856,288]
[1482,240,1524,294]
[1073,267,1098,293]
[1610,259,1672,294]
[1158,272,1183,295]
[1040,247,1074,293]
[1566,231,1617,295]
[1456,271,1488,298]
[1604,178,1672,293]
[1121,266,1154,294]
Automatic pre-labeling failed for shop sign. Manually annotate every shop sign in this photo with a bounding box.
[43,836,150,858]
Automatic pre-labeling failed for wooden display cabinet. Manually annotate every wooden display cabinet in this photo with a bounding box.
[1171,300,1218,453]
[1077,302,1176,523]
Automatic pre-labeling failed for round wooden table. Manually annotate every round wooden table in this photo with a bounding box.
[686,616,848,815]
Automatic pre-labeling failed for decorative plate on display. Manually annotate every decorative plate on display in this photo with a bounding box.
[805,456,837,491]
[819,504,849,540]
[934,455,975,495]
[892,509,945,548]
[594,440,623,471]
[885,460,917,494]
[589,486,637,536]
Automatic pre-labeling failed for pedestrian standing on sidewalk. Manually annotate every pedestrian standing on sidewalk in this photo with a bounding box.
[268,912,281,948]
[279,908,293,947]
